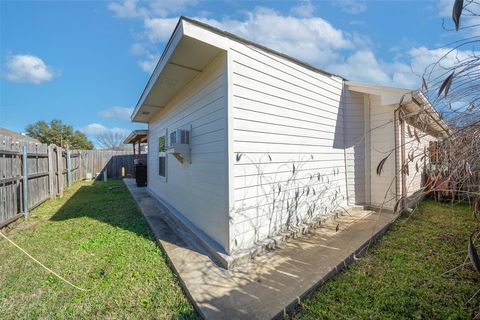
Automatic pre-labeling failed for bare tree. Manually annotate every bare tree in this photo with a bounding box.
[419,0,480,218]
[377,0,480,313]
[95,131,128,150]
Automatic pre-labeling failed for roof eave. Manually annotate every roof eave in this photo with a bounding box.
[130,19,186,122]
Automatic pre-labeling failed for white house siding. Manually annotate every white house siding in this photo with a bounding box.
[147,53,229,251]
[343,90,366,205]
[403,122,435,197]
[227,43,356,252]
[368,97,397,210]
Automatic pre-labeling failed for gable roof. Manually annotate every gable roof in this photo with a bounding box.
[131,16,343,122]
[131,16,446,136]
[180,17,342,79]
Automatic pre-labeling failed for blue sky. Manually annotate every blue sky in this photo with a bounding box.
[0,0,462,145]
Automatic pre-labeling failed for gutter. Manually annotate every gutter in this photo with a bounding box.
[394,101,407,211]
[411,91,450,136]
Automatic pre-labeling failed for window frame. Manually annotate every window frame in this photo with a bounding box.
[158,134,167,180]
[169,131,177,146]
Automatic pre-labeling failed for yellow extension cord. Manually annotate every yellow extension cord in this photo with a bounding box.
[0,230,89,292]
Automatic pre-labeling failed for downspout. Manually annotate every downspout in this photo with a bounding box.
[394,103,407,211]
[364,94,371,205]
[341,83,350,206]
[394,109,399,204]
[400,117,406,200]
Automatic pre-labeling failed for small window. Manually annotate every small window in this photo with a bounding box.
[159,156,166,177]
[159,135,166,153]
[158,135,166,177]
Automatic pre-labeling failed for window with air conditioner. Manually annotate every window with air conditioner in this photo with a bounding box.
[169,131,177,146]
[167,128,191,163]
[169,129,189,146]
[178,129,190,144]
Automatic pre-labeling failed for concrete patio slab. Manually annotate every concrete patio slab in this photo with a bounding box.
[124,179,398,320]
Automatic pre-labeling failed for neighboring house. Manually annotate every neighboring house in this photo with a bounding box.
[0,127,40,143]
[130,17,448,268]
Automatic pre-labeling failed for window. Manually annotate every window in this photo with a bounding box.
[159,135,166,153]
[169,131,177,146]
[158,135,166,177]
[158,157,166,177]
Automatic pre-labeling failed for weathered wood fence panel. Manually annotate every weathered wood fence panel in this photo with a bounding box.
[25,140,49,211]
[0,135,143,228]
[0,136,23,227]
[77,150,137,179]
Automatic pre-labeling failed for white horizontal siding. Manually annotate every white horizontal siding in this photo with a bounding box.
[369,96,396,209]
[229,43,351,252]
[343,90,365,205]
[403,122,435,197]
[147,53,229,250]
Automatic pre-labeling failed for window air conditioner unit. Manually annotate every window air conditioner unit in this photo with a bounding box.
[167,128,191,164]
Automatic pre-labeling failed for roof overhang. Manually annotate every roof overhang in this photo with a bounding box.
[131,19,226,123]
[407,91,450,137]
[346,81,449,137]
[346,81,412,105]
[123,130,148,144]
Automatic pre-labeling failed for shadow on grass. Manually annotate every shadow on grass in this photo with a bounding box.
[48,180,200,319]
[49,180,154,241]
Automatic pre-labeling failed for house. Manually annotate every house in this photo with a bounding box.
[130,17,448,268]
[0,127,40,143]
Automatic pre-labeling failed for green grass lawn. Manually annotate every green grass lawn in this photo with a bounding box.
[0,180,198,319]
[291,200,480,319]
[1,181,478,319]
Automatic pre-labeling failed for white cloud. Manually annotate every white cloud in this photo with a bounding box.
[108,1,471,90]
[330,46,473,89]
[130,43,147,56]
[122,6,354,72]
[4,54,55,84]
[290,1,316,17]
[108,0,144,18]
[108,0,196,18]
[331,0,367,15]
[408,47,459,72]
[195,7,353,66]
[331,50,392,85]
[437,0,453,17]
[144,17,178,42]
[137,54,159,73]
[98,106,133,120]
[80,123,130,136]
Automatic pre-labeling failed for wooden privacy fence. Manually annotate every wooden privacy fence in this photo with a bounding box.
[0,135,144,228]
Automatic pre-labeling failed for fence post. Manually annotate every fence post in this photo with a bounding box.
[22,143,28,220]
[48,145,55,199]
[66,145,72,189]
[57,146,64,197]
